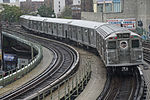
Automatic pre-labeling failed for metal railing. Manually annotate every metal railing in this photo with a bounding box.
[25,60,92,100]
[0,31,43,87]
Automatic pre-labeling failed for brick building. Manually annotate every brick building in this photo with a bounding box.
[65,0,73,7]
[81,0,93,12]
[72,0,81,19]
[72,5,81,19]
[20,1,44,13]
[44,0,54,9]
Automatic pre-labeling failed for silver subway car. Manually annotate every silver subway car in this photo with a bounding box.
[106,32,142,66]
[20,15,143,69]
[96,25,143,67]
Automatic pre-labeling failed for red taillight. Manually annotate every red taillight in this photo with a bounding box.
[109,37,118,39]
[130,36,133,38]
[114,37,118,39]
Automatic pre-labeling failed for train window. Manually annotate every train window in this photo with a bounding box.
[132,40,139,48]
[54,24,57,29]
[123,33,130,38]
[108,41,116,49]
[91,31,94,36]
[117,33,130,38]
[85,29,88,33]
[60,24,62,29]
[85,29,88,36]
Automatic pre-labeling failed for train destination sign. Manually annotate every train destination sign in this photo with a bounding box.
[107,18,136,30]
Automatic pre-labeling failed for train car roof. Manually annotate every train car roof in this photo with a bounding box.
[96,24,134,38]
[20,15,140,39]
[20,15,106,29]
[69,20,105,29]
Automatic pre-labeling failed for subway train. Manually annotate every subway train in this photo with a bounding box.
[20,15,143,71]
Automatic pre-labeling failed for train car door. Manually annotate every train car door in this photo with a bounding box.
[63,25,68,38]
[65,30,68,38]
[118,40,130,63]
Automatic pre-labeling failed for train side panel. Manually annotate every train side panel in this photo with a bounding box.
[89,29,96,48]
[63,24,69,38]
[71,26,78,41]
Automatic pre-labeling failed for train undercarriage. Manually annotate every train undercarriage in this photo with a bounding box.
[107,66,139,75]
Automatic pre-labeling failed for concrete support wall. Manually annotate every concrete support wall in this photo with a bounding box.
[81,12,103,22]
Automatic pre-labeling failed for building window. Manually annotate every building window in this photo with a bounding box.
[105,3,112,12]
[97,4,103,12]
[113,2,121,12]
[97,0,121,13]
[59,1,60,4]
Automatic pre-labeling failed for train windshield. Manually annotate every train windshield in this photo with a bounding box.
[108,41,116,49]
[132,40,139,48]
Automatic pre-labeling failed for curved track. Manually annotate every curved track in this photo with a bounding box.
[0,27,79,100]
[102,75,137,100]
[98,69,139,100]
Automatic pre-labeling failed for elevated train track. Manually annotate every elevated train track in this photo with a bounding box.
[97,66,146,100]
[1,21,147,100]
[0,28,79,100]
[3,24,146,100]
[98,70,139,100]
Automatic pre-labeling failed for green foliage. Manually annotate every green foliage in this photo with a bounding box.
[0,4,22,22]
[60,7,72,19]
[37,5,55,18]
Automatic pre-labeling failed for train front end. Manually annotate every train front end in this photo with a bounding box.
[106,32,143,69]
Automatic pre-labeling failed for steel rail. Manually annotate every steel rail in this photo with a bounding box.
[0,28,79,100]
[98,68,140,100]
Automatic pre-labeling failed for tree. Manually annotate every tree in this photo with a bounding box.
[37,5,55,18]
[60,7,72,19]
[0,4,22,23]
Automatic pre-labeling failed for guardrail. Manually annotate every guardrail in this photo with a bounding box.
[96,73,111,100]
[136,66,148,100]
[134,67,145,100]
[0,31,43,87]
[25,59,91,100]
